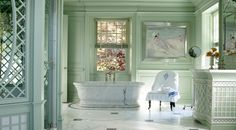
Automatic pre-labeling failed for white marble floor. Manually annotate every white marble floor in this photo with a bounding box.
[62,102,208,130]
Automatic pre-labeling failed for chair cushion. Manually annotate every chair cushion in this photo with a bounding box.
[146,71,181,103]
[146,91,180,102]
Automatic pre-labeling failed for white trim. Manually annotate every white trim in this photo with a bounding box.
[31,0,45,130]
[201,3,219,69]
[194,0,218,14]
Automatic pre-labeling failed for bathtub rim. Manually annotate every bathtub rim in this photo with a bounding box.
[73,81,144,108]
[73,81,145,87]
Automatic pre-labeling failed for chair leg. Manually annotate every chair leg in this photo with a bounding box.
[170,102,175,111]
[148,100,151,109]
[159,101,162,111]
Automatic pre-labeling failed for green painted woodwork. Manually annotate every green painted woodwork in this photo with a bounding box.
[1,0,236,130]
[0,0,46,130]
[194,0,218,69]
[64,0,195,12]
[66,9,196,102]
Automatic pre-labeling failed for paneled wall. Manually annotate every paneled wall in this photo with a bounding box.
[135,12,195,70]
[65,2,196,102]
[67,13,86,101]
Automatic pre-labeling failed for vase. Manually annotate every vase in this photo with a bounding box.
[209,56,214,69]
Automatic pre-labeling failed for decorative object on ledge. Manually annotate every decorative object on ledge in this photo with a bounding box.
[188,46,201,58]
[206,48,220,69]
[224,49,236,56]
[143,22,188,59]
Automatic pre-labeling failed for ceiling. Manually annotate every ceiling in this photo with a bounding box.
[63,0,207,6]
[63,0,216,12]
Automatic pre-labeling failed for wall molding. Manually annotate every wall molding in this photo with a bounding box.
[194,0,218,14]
[64,1,195,12]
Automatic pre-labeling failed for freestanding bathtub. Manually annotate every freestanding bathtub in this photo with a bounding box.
[73,81,144,108]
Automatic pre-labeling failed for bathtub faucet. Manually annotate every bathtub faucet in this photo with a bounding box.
[105,71,115,82]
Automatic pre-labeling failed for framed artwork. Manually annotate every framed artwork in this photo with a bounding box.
[225,22,236,51]
[143,22,188,59]
[223,2,236,55]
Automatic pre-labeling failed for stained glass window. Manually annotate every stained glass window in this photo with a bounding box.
[97,20,127,44]
[96,20,128,71]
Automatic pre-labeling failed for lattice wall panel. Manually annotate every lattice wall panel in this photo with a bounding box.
[212,81,236,123]
[193,79,212,122]
[0,0,27,100]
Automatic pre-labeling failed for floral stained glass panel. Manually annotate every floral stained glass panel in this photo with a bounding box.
[96,48,126,71]
[97,20,127,44]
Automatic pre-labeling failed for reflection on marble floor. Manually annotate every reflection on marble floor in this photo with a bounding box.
[62,102,208,130]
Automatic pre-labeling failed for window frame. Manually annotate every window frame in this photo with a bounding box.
[95,18,130,73]
[212,10,219,46]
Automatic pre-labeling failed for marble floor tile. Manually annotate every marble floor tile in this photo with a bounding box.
[62,103,208,130]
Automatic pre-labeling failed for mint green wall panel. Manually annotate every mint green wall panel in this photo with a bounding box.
[65,8,196,102]
[178,73,193,103]
[83,12,136,81]
[67,14,86,101]
[135,12,195,70]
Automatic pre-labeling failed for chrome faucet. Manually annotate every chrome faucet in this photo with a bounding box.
[105,71,115,82]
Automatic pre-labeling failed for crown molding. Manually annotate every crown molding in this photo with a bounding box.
[64,0,195,12]
[191,0,218,13]
[193,0,218,14]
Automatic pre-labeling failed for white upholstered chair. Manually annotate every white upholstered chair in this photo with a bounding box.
[146,70,180,111]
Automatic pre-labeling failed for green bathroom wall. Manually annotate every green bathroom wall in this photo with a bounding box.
[135,12,195,70]
[67,13,86,101]
[64,0,219,104]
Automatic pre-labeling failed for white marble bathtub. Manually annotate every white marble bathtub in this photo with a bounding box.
[73,81,144,108]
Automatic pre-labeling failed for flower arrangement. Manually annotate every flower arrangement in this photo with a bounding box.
[206,48,220,58]
[206,48,220,69]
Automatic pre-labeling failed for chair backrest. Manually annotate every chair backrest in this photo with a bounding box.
[151,71,179,92]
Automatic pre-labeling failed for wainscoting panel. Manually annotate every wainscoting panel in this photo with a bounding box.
[0,113,28,130]
[68,66,85,102]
